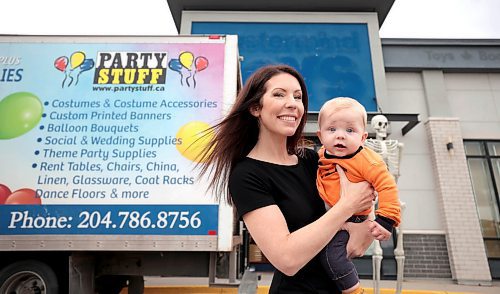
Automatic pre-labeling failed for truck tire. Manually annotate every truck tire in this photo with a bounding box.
[0,260,59,294]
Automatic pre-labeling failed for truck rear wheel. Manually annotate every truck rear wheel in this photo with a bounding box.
[0,260,58,294]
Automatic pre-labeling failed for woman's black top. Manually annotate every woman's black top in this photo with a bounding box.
[229,148,341,293]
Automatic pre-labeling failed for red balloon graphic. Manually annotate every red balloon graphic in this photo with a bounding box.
[0,184,11,204]
[54,56,68,72]
[195,56,209,72]
[5,188,41,205]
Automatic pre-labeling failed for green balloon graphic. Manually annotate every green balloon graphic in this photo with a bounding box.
[0,92,43,139]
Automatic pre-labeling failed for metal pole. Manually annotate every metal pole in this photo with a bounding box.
[238,267,258,294]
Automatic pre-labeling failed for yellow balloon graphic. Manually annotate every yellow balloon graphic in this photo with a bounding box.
[70,51,85,69]
[179,51,194,70]
[176,121,214,163]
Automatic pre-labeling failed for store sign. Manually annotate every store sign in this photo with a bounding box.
[192,22,377,111]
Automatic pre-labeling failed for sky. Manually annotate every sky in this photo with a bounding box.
[0,0,499,38]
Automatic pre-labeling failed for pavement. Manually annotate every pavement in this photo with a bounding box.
[118,272,500,294]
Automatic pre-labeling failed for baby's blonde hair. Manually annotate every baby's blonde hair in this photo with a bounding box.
[318,97,367,128]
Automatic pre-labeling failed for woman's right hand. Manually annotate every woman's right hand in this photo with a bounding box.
[336,164,374,215]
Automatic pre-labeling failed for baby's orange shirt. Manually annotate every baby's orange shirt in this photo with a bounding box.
[316,146,401,226]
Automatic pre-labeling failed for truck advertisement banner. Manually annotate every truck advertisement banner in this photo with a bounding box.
[0,39,226,236]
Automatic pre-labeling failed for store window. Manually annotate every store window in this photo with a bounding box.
[465,140,500,258]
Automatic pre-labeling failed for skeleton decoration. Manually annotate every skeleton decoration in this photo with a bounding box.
[371,114,389,140]
[365,139,402,180]
[364,114,406,294]
[366,114,401,179]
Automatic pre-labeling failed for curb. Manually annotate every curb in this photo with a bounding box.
[120,286,475,294]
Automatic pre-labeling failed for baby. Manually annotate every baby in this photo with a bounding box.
[316,97,401,293]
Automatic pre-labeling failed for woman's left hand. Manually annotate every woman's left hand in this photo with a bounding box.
[344,220,374,258]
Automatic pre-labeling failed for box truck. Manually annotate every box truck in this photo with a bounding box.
[0,35,242,293]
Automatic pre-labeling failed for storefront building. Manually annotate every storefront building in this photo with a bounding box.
[380,38,499,284]
[168,0,499,284]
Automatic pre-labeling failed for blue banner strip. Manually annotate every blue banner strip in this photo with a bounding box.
[0,205,218,235]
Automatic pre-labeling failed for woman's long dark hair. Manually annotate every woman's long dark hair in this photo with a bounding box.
[197,64,309,204]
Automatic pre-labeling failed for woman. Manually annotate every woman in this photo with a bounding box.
[198,64,374,293]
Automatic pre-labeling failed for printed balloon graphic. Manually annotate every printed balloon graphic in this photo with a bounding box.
[5,188,41,205]
[55,56,70,87]
[0,184,12,204]
[179,51,194,70]
[176,121,214,163]
[192,56,209,88]
[74,58,95,85]
[195,56,209,72]
[80,58,94,72]
[168,59,183,72]
[54,56,68,72]
[169,52,210,87]
[55,52,93,87]
[0,92,43,139]
[169,58,185,85]
[70,51,86,69]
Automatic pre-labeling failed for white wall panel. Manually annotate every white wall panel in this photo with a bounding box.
[488,73,500,90]
[399,190,443,231]
[447,90,498,121]
[445,73,491,90]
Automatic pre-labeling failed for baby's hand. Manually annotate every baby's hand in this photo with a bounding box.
[368,221,392,241]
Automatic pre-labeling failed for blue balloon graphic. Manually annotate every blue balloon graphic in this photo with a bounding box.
[169,58,186,85]
[169,59,183,72]
[80,59,95,72]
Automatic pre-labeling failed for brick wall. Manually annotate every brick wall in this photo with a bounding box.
[425,118,491,285]
[404,234,451,278]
